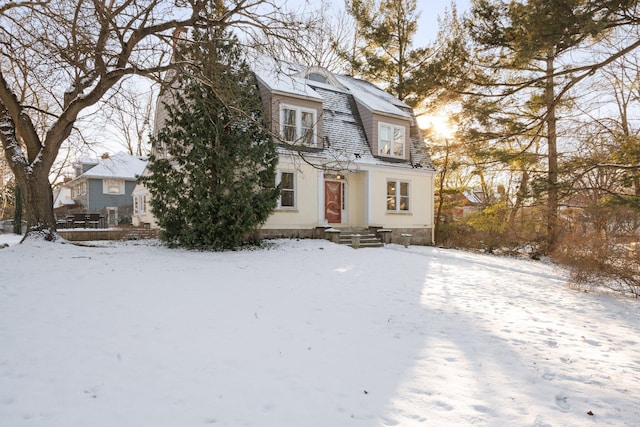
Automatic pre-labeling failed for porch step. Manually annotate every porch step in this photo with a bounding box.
[338,232,384,248]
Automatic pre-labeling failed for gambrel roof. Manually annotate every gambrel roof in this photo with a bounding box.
[252,56,434,172]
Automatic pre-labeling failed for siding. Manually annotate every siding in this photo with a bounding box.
[371,113,411,162]
[268,92,323,148]
[86,178,137,213]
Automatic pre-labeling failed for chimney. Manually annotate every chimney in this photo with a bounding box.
[173,27,186,49]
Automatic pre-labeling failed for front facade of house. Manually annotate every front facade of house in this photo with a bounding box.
[140,57,436,245]
[60,152,148,226]
[254,59,435,245]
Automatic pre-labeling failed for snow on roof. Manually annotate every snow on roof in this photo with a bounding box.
[277,86,434,171]
[463,190,485,204]
[52,186,74,208]
[252,56,324,101]
[334,75,411,118]
[251,54,433,170]
[251,56,410,118]
[77,152,148,180]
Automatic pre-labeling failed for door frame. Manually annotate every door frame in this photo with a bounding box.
[324,179,345,224]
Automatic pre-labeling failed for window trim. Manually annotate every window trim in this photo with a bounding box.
[276,170,297,210]
[280,104,317,147]
[378,122,406,159]
[386,179,411,213]
[71,181,87,199]
[103,178,125,195]
[133,194,147,215]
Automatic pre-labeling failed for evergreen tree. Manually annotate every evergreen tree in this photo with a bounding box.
[143,27,279,251]
[435,0,639,252]
[343,0,429,105]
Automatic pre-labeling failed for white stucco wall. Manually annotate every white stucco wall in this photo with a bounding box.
[263,161,320,229]
[367,167,434,230]
[262,159,434,233]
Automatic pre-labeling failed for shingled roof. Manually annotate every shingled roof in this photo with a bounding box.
[254,58,434,172]
[72,152,148,181]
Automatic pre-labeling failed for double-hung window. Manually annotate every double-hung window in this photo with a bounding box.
[133,195,148,215]
[387,180,410,212]
[277,171,296,209]
[378,123,405,158]
[103,178,124,195]
[71,181,87,199]
[281,105,316,146]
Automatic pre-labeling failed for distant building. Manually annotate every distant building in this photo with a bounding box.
[58,152,147,226]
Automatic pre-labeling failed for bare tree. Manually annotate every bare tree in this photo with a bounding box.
[101,78,156,156]
[0,0,305,241]
[247,1,352,73]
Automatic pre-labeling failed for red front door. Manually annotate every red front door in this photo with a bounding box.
[325,181,342,224]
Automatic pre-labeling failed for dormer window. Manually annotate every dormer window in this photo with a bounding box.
[307,72,328,84]
[378,122,405,158]
[280,104,317,146]
[297,66,347,89]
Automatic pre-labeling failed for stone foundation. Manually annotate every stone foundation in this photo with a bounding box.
[58,227,159,241]
[259,227,433,246]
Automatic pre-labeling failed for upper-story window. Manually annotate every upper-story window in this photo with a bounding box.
[103,179,125,195]
[71,181,87,199]
[281,105,316,146]
[378,122,405,158]
[307,72,328,84]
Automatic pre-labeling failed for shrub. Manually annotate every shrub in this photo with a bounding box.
[553,230,639,298]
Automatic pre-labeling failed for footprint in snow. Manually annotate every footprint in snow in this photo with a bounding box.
[555,394,571,411]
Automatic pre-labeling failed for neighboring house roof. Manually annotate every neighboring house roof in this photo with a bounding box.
[463,190,485,205]
[68,152,148,183]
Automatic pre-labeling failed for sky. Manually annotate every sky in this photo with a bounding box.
[1,235,639,426]
[411,0,471,46]
[288,0,471,47]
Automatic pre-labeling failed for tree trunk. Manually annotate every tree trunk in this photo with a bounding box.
[14,165,57,240]
[546,50,559,252]
[434,138,451,245]
[509,169,529,226]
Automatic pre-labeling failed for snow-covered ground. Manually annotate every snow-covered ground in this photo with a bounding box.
[1,234,639,426]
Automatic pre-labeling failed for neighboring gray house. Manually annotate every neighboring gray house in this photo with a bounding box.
[60,152,148,226]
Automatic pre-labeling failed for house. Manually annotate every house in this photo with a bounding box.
[52,179,74,211]
[443,188,511,222]
[138,55,436,245]
[449,190,487,220]
[131,181,155,229]
[59,152,148,226]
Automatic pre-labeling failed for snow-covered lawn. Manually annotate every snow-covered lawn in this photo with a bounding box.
[1,235,639,426]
